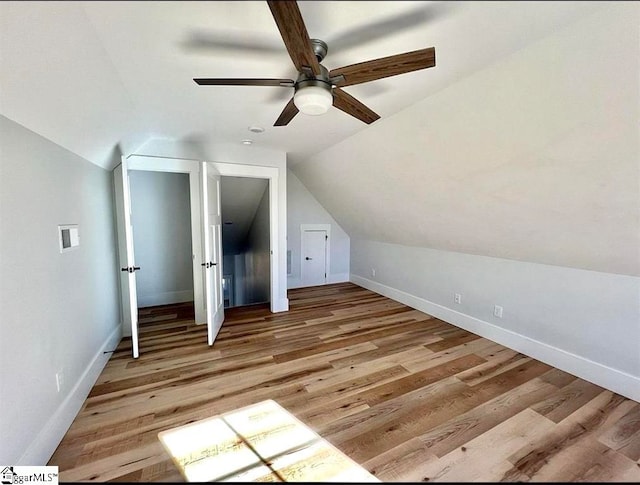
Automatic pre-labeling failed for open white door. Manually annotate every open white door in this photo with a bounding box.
[113,157,140,358]
[201,162,224,346]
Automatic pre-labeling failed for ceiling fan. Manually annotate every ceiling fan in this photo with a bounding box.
[193,1,436,126]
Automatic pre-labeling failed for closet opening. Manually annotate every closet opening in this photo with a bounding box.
[220,176,271,309]
[129,170,196,332]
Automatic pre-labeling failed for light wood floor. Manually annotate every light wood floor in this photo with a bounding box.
[49,283,640,482]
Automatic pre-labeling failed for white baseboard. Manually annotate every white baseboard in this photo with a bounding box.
[19,325,122,465]
[351,274,640,402]
[137,290,194,308]
[273,297,289,313]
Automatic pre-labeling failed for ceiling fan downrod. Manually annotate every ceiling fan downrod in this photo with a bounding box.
[297,40,344,89]
[311,38,328,62]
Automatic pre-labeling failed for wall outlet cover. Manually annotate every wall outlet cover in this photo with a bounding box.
[494,305,504,318]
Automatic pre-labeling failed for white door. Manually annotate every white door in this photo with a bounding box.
[301,230,327,287]
[114,157,140,358]
[201,162,224,345]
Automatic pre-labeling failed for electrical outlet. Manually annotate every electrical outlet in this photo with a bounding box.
[493,305,503,318]
[454,293,462,304]
[371,268,376,278]
[56,369,64,393]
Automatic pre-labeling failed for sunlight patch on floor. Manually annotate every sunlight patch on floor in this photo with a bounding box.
[158,399,379,482]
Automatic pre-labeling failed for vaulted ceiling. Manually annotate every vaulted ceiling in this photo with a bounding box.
[1,1,637,276]
[0,1,607,169]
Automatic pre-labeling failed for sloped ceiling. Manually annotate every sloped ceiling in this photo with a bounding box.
[1,1,636,276]
[0,1,606,169]
[292,3,640,276]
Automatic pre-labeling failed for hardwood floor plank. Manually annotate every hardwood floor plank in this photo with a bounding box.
[418,408,557,482]
[333,360,553,463]
[504,390,638,481]
[359,354,487,407]
[417,376,559,458]
[531,378,605,423]
[363,437,439,482]
[597,403,640,460]
[48,283,640,482]
[280,365,410,416]
[455,349,531,386]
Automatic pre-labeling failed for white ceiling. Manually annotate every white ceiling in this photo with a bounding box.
[0,1,607,170]
[292,3,639,276]
[3,1,633,276]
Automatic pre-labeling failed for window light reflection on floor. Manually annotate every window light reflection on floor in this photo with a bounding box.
[158,399,379,482]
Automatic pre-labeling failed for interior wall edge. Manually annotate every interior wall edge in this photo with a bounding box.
[350,274,640,403]
[19,325,122,465]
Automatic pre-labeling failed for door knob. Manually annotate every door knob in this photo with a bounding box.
[305,257,312,260]
[121,266,141,273]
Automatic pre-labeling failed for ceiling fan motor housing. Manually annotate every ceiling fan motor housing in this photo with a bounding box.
[295,64,331,89]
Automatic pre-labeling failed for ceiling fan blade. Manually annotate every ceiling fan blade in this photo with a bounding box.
[332,88,380,125]
[274,98,299,126]
[194,78,295,87]
[330,47,435,88]
[267,0,321,75]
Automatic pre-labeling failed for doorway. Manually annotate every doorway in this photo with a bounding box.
[129,170,195,320]
[115,155,287,358]
[220,176,271,308]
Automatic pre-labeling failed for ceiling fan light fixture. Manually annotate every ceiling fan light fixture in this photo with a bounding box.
[294,84,333,116]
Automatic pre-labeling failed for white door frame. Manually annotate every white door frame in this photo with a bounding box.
[300,224,331,287]
[126,154,206,324]
[211,162,283,313]
[121,155,287,316]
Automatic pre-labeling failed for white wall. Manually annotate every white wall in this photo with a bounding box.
[0,116,121,464]
[234,254,246,306]
[289,4,640,402]
[129,170,194,307]
[287,170,350,288]
[244,185,271,304]
[293,4,639,277]
[351,239,640,402]
[222,254,235,307]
